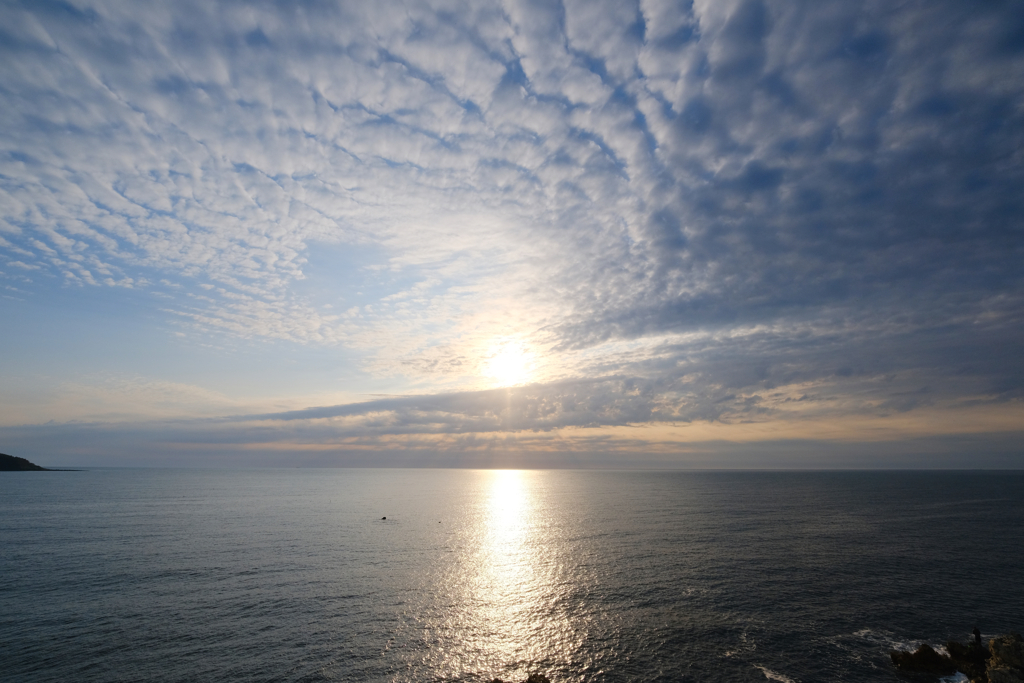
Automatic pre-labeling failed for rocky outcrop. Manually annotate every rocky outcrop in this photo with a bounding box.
[946,639,990,682]
[489,674,550,683]
[0,452,50,471]
[891,633,1024,683]
[989,669,1024,683]
[890,644,957,675]
[988,634,1024,683]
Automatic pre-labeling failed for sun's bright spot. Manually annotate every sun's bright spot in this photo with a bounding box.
[485,340,534,387]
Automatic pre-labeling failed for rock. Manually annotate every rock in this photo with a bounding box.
[988,668,1024,683]
[890,643,957,675]
[947,639,990,682]
[486,674,550,683]
[990,634,1024,670]
[893,633,1024,683]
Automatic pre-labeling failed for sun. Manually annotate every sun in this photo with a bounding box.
[485,341,534,387]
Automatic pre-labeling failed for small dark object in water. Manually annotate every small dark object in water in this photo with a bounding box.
[889,643,957,675]
[381,516,386,520]
[487,675,550,683]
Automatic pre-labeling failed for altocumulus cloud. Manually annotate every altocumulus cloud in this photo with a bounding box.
[0,0,1022,466]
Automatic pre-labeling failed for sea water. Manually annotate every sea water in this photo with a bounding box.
[1,469,1022,682]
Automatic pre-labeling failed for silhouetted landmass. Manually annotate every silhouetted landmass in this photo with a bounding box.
[0,452,51,471]
[891,632,1024,682]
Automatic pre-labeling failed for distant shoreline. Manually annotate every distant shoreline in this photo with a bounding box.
[0,452,79,471]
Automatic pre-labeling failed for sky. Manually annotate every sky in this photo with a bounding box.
[1,0,1022,468]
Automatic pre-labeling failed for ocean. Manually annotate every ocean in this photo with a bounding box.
[1,469,1022,682]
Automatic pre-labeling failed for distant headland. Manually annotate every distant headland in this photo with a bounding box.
[0,452,52,471]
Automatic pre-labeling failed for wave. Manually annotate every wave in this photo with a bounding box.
[755,665,798,683]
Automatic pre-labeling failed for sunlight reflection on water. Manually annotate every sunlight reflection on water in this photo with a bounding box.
[422,470,584,682]
[483,469,530,584]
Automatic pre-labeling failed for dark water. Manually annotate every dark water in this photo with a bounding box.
[1,469,1022,682]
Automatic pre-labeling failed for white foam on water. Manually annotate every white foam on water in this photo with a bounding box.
[755,665,798,683]
[851,627,935,654]
[940,673,969,683]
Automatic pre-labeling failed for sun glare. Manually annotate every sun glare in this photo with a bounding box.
[485,341,534,387]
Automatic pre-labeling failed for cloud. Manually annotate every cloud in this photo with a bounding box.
[0,0,1022,464]
[0,373,242,426]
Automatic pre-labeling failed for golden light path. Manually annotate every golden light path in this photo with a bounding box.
[457,470,582,680]
[406,470,587,682]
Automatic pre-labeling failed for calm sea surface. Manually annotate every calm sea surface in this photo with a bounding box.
[1,469,1022,682]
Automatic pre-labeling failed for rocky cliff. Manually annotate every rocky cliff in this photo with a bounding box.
[891,633,1024,682]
